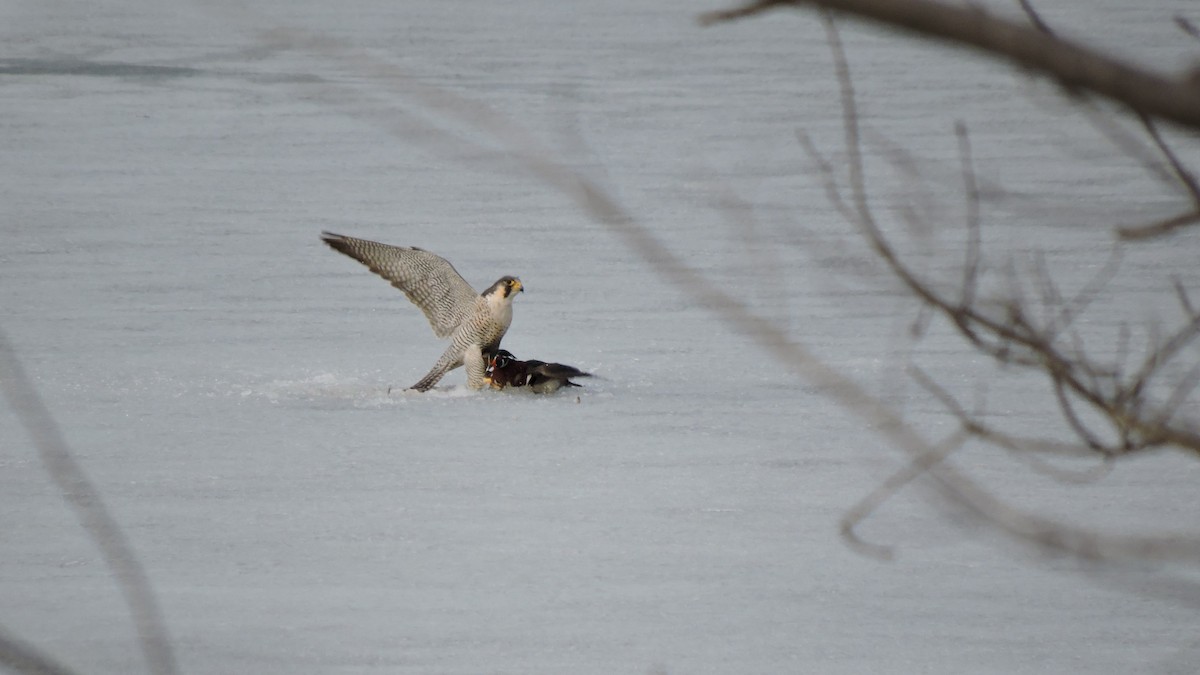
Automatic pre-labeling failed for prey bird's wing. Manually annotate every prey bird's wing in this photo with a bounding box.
[530,362,592,379]
[321,231,479,338]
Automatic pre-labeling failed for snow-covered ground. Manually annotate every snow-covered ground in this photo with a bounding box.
[3,1,1200,673]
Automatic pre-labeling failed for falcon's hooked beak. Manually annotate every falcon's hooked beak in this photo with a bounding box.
[511,279,523,295]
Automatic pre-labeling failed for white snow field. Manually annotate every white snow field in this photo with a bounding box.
[3,0,1200,673]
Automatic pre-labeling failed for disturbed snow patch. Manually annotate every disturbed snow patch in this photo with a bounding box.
[230,372,478,408]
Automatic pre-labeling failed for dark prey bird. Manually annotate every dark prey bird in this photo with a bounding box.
[484,349,592,394]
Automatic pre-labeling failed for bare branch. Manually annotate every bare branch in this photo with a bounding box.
[808,9,1200,554]
[704,0,1200,132]
[811,23,1198,459]
[940,466,1200,561]
[999,440,1115,485]
[909,367,1094,458]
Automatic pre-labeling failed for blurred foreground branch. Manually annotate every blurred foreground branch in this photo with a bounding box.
[0,328,178,675]
[0,628,80,675]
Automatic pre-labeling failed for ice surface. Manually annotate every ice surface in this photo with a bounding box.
[3,0,1200,673]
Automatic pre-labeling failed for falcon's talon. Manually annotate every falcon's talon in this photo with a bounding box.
[320,231,522,392]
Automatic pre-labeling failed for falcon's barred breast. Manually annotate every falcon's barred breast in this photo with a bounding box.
[320,231,523,392]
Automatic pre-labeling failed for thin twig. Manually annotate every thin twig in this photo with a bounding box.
[1115,112,1200,239]
[1176,15,1200,41]
[841,430,970,560]
[1174,278,1198,319]
[698,0,794,26]
[1139,112,1200,206]
[1052,375,1110,452]
[1055,245,1123,339]
[796,130,856,224]
[1122,313,1200,410]
[956,122,983,311]
[1075,102,1179,187]
[1015,0,1055,37]
[1158,364,1200,429]
[1117,210,1200,241]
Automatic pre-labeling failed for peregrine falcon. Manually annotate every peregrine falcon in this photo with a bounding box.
[485,349,592,394]
[320,231,523,392]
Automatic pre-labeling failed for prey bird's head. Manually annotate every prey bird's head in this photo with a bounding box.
[488,349,517,372]
[485,349,523,389]
[483,276,523,300]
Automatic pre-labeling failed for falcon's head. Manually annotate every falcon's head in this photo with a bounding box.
[483,276,523,300]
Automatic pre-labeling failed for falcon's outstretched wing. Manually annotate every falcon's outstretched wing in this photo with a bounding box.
[320,231,480,338]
